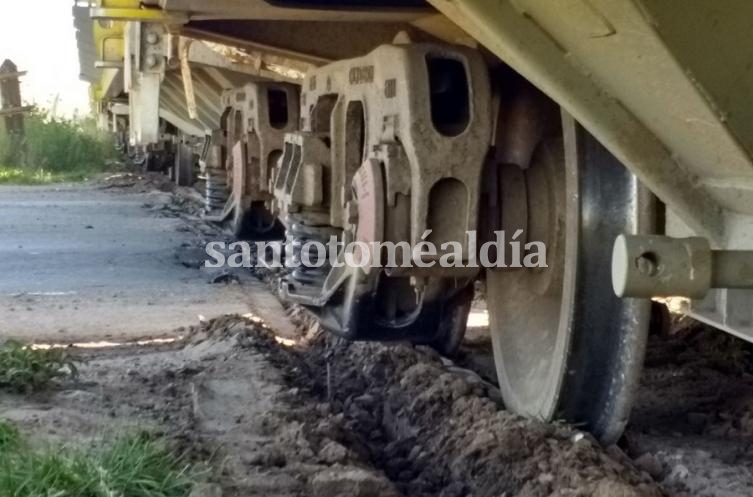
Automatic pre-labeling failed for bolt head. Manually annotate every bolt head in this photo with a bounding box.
[146,32,160,45]
[635,253,659,277]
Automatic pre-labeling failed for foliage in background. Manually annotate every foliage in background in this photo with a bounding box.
[0,424,199,497]
[0,109,117,183]
[0,166,59,184]
[0,340,78,392]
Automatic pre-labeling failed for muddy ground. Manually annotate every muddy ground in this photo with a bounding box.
[3,174,753,497]
[460,320,753,497]
[1,315,660,497]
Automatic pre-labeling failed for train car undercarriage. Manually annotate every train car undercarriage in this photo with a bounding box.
[74,1,753,443]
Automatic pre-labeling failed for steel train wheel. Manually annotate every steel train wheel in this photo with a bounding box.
[233,203,284,241]
[426,284,474,355]
[487,113,653,443]
[174,141,194,187]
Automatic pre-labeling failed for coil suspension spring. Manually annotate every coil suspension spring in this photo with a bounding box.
[284,214,340,289]
[204,167,228,213]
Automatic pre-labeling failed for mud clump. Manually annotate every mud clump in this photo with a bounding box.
[311,467,400,497]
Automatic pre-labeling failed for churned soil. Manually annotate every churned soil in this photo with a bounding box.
[1,312,663,497]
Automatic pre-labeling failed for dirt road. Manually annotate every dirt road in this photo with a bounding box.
[0,180,290,342]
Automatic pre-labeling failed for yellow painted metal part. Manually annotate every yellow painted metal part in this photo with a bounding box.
[99,0,141,7]
[90,18,125,103]
[426,0,728,242]
[89,67,122,104]
[87,1,180,103]
[90,8,188,23]
[92,1,187,22]
[93,20,124,62]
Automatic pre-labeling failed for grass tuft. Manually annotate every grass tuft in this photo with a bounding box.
[0,424,199,497]
[0,109,117,184]
[0,341,78,392]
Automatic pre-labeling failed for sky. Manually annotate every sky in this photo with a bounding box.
[0,1,91,117]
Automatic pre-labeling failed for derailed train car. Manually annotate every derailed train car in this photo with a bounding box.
[74,1,753,443]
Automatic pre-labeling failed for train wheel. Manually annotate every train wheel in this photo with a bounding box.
[232,202,284,241]
[487,113,653,443]
[425,284,474,356]
[174,140,194,187]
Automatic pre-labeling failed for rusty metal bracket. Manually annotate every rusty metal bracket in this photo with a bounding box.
[179,40,198,120]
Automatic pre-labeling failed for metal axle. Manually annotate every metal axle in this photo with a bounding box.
[612,235,753,298]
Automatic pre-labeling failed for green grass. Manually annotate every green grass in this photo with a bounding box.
[0,166,91,184]
[0,109,117,184]
[0,421,20,451]
[0,341,78,392]
[0,423,199,497]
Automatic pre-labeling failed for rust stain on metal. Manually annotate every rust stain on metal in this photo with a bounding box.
[203,42,308,81]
